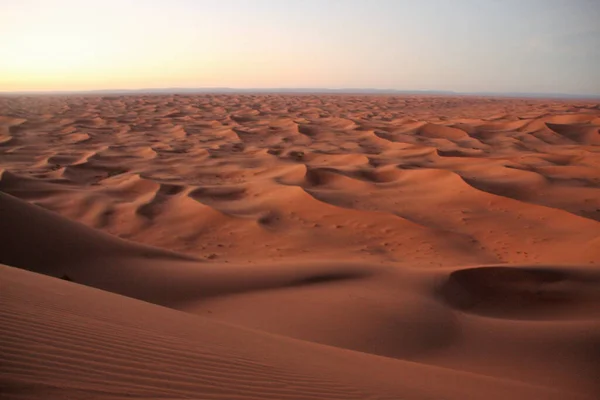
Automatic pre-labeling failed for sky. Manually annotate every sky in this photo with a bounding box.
[1,0,599,95]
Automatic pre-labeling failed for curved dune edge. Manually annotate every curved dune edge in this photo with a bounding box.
[439,265,600,319]
[1,265,589,400]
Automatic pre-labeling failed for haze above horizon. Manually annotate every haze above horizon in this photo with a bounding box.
[1,0,599,95]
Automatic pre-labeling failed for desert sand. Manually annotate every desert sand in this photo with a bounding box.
[1,94,599,399]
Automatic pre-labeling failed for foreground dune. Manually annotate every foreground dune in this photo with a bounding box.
[1,94,599,399]
[2,265,596,400]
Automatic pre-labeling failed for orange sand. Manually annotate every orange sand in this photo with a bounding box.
[1,94,599,399]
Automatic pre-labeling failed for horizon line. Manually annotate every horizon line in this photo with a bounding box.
[1,87,599,100]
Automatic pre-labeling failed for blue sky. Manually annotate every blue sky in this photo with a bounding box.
[1,0,599,94]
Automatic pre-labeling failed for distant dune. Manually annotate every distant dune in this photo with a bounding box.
[1,94,599,399]
[2,87,599,99]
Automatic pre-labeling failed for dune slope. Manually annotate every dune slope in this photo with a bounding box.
[1,187,599,398]
[1,264,591,400]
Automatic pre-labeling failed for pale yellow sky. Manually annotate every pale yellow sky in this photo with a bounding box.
[1,0,599,94]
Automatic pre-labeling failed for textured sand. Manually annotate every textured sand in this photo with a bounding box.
[1,94,600,399]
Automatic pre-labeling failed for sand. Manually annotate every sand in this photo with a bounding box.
[1,94,599,399]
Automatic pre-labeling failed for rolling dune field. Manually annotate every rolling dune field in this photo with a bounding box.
[1,94,599,399]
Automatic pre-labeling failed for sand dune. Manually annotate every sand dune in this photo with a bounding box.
[1,94,599,399]
[5,264,589,400]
